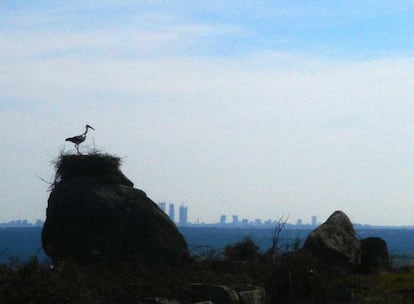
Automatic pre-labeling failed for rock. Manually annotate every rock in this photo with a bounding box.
[42,153,189,266]
[141,298,181,304]
[303,211,361,272]
[189,283,240,304]
[232,285,266,304]
[360,237,389,274]
[189,283,266,304]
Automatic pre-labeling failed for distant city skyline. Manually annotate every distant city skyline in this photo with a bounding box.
[2,214,414,229]
[0,219,44,228]
[157,202,360,228]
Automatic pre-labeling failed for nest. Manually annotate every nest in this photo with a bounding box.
[52,152,133,187]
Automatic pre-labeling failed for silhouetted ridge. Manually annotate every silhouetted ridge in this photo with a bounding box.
[53,152,133,186]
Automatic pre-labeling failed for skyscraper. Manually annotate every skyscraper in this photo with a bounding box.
[179,205,188,226]
[158,202,166,213]
[232,215,239,224]
[169,203,175,222]
[311,216,317,226]
[219,215,226,224]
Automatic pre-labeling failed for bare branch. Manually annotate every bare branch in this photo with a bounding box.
[268,213,290,258]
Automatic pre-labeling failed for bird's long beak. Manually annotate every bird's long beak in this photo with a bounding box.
[87,125,95,130]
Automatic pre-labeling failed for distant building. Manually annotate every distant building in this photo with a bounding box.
[232,215,239,224]
[265,219,272,225]
[179,205,188,226]
[254,219,262,225]
[296,219,303,226]
[159,202,167,213]
[242,219,249,225]
[169,204,175,222]
[1,219,33,228]
[220,215,226,224]
[311,216,317,226]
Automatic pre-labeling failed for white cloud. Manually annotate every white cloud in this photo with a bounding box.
[2,3,414,225]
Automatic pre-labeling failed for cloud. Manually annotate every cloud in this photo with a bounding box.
[3,49,414,224]
[2,2,414,224]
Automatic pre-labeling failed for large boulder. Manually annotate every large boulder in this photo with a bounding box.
[42,153,189,266]
[360,237,389,274]
[303,211,361,272]
[189,284,265,304]
[232,285,266,304]
[189,284,240,304]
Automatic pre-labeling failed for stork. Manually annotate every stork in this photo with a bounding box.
[65,124,95,154]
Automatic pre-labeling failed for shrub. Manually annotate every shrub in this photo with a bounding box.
[223,236,261,262]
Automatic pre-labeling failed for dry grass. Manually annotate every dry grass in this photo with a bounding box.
[52,151,132,187]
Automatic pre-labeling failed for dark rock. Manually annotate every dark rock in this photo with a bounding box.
[360,237,389,274]
[42,153,189,266]
[189,283,240,304]
[303,211,361,273]
[232,285,265,304]
[141,297,181,304]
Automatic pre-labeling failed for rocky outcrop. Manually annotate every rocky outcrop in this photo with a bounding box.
[135,285,265,304]
[42,153,189,266]
[233,285,266,304]
[303,211,361,272]
[189,284,240,304]
[360,237,389,274]
[138,298,181,304]
[189,284,265,304]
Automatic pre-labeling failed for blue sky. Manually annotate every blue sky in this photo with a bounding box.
[2,1,414,225]
[4,1,414,60]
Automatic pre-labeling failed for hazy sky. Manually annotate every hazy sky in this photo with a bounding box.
[2,1,414,225]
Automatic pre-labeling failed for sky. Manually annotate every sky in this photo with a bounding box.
[2,1,414,226]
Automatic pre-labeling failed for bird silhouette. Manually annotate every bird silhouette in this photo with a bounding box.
[65,124,95,154]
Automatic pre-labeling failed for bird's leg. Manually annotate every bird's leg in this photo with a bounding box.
[76,144,80,155]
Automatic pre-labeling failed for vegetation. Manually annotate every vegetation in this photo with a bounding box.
[1,238,413,304]
[0,257,190,304]
[15,154,414,302]
[52,151,133,187]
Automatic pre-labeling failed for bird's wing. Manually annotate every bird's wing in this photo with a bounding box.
[65,135,84,144]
